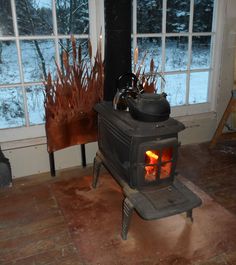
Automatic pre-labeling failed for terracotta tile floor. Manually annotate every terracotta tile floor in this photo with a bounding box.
[0,142,235,265]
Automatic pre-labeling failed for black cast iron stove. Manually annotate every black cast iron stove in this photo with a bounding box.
[93,101,202,239]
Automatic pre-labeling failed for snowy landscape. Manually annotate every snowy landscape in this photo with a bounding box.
[0,39,211,128]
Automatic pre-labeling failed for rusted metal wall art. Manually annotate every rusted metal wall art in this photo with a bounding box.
[44,36,104,152]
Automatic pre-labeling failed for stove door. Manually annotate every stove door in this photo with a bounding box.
[136,137,178,188]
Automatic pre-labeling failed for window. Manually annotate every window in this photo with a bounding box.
[0,0,224,143]
[132,0,219,116]
[0,0,100,141]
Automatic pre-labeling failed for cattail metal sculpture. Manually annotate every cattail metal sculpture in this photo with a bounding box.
[44,36,104,152]
[133,47,165,93]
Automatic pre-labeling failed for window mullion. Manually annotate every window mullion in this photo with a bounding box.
[93,0,105,57]
[11,0,30,127]
[185,0,194,106]
[161,0,167,91]
[52,0,60,68]
[132,0,137,51]
[88,0,97,56]
[162,0,167,34]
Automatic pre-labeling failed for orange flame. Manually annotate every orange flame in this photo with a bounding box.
[145,150,159,181]
[146,150,159,160]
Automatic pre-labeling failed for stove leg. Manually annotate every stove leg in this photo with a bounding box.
[92,154,102,188]
[186,209,193,222]
[122,198,134,240]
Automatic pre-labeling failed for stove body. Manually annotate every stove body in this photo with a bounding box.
[95,102,185,190]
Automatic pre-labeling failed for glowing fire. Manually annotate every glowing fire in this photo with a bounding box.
[146,151,159,160]
[145,150,159,181]
[145,149,173,181]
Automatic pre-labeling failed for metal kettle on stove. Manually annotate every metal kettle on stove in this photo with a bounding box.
[126,92,170,122]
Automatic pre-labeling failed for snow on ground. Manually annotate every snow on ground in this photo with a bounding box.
[0,40,211,129]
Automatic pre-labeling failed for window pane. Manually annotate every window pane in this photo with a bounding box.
[193,0,214,32]
[191,36,211,69]
[165,36,188,71]
[56,0,89,35]
[0,87,25,129]
[189,71,209,104]
[137,37,162,70]
[137,0,162,33]
[0,41,20,84]
[20,40,56,82]
[0,0,14,36]
[16,0,53,36]
[26,85,45,125]
[164,74,186,106]
[166,0,190,33]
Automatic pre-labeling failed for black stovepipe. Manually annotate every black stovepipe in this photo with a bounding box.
[103,0,132,101]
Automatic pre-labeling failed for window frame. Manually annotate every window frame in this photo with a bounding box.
[132,0,224,117]
[0,0,103,143]
[0,0,225,145]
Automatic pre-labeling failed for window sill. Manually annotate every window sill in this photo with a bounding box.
[0,111,217,151]
[174,111,216,123]
[1,136,47,151]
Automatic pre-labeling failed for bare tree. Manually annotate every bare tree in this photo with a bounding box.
[0,0,14,64]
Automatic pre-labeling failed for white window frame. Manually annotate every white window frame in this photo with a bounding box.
[132,0,225,118]
[0,0,226,146]
[0,0,104,144]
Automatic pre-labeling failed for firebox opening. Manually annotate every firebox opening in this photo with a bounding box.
[144,146,174,183]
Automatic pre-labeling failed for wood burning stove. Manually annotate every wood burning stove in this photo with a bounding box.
[93,101,202,239]
[94,101,184,189]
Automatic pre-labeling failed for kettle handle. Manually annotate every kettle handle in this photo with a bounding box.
[117,72,139,92]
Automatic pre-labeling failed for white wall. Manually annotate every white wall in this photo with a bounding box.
[1,112,216,179]
[215,0,236,122]
[1,0,236,179]
[2,141,98,178]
